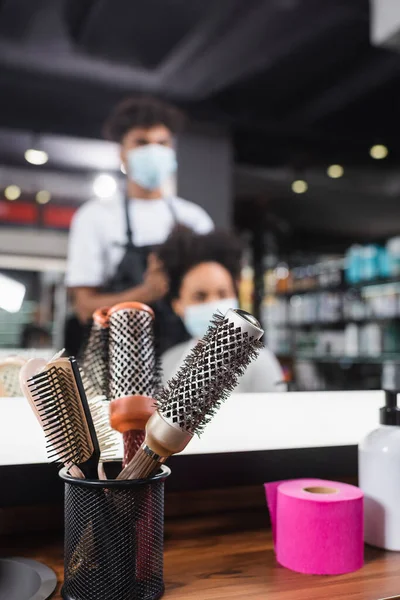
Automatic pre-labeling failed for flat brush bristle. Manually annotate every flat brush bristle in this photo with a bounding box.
[157,311,263,434]
[87,395,120,461]
[27,365,93,467]
[79,367,120,461]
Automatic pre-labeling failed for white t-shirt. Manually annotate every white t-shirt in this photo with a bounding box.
[66,194,214,287]
[162,340,287,394]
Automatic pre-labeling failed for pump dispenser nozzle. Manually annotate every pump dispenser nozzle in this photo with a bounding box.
[380,362,400,426]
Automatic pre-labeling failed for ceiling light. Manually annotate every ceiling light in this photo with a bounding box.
[4,185,21,201]
[25,149,49,165]
[370,144,388,159]
[93,174,117,198]
[36,190,51,204]
[327,164,344,178]
[0,273,26,312]
[291,179,308,194]
[120,163,127,174]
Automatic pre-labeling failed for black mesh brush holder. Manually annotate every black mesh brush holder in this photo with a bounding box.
[59,465,170,600]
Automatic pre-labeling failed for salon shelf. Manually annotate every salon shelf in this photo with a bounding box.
[270,274,400,299]
[294,353,400,364]
[268,317,400,329]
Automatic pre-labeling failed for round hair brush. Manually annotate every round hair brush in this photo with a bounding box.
[119,308,264,480]
[108,302,160,466]
[79,307,110,398]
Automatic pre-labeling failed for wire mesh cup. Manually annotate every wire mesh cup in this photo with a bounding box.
[59,465,171,600]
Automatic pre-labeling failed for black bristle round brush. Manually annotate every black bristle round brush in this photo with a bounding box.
[79,307,110,399]
[118,308,264,480]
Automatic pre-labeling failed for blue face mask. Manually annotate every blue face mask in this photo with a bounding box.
[183,298,239,340]
[126,144,177,190]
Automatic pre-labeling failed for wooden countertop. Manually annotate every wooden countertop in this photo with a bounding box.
[1,510,400,600]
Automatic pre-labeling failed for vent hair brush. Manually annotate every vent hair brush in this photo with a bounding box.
[20,356,84,479]
[0,356,26,397]
[108,302,159,466]
[24,356,100,479]
[119,308,263,480]
[79,307,110,398]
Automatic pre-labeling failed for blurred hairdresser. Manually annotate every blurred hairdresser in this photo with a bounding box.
[65,96,213,354]
[158,227,286,393]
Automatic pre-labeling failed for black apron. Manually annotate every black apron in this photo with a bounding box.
[102,195,188,354]
[65,196,188,357]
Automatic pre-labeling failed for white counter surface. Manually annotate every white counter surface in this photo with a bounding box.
[0,391,384,466]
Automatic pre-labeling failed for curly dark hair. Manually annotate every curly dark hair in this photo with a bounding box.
[157,226,244,299]
[103,95,186,142]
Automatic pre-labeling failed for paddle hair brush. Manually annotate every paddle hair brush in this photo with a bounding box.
[108,302,160,466]
[21,356,119,479]
[79,307,110,398]
[24,356,100,479]
[119,308,263,480]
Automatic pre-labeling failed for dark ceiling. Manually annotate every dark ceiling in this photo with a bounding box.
[1,0,400,244]
[1,0,398,165]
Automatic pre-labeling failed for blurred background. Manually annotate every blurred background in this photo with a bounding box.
[2,0,400,391]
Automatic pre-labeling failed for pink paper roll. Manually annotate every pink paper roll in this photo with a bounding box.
[264,478,364,575]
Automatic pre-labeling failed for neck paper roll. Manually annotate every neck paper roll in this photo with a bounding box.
[265,478,364,575]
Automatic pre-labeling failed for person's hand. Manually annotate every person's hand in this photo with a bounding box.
[140,252,169,303]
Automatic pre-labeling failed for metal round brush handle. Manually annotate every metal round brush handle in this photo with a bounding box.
[227,308,263,339]
[145,411,193,456]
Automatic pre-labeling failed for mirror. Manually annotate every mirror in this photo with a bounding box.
[1,0,400,402]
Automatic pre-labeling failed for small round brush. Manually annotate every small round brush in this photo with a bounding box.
[108,302,160,466]
[119,308,264,480]
[79,307,110,398]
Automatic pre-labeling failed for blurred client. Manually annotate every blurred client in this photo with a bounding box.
[158,227,286,393]
[65,96,213,353]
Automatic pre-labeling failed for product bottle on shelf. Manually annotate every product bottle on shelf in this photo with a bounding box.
[239,265,254,314]
[378,245,392,279]
[264,268,276,295]
[360,323,382,357]
[359,362,400,550]
[387,237,400,277]
[275,263,290,294]
[345,245,363,284]
[344,324,359,357]
[360,245,380,281]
